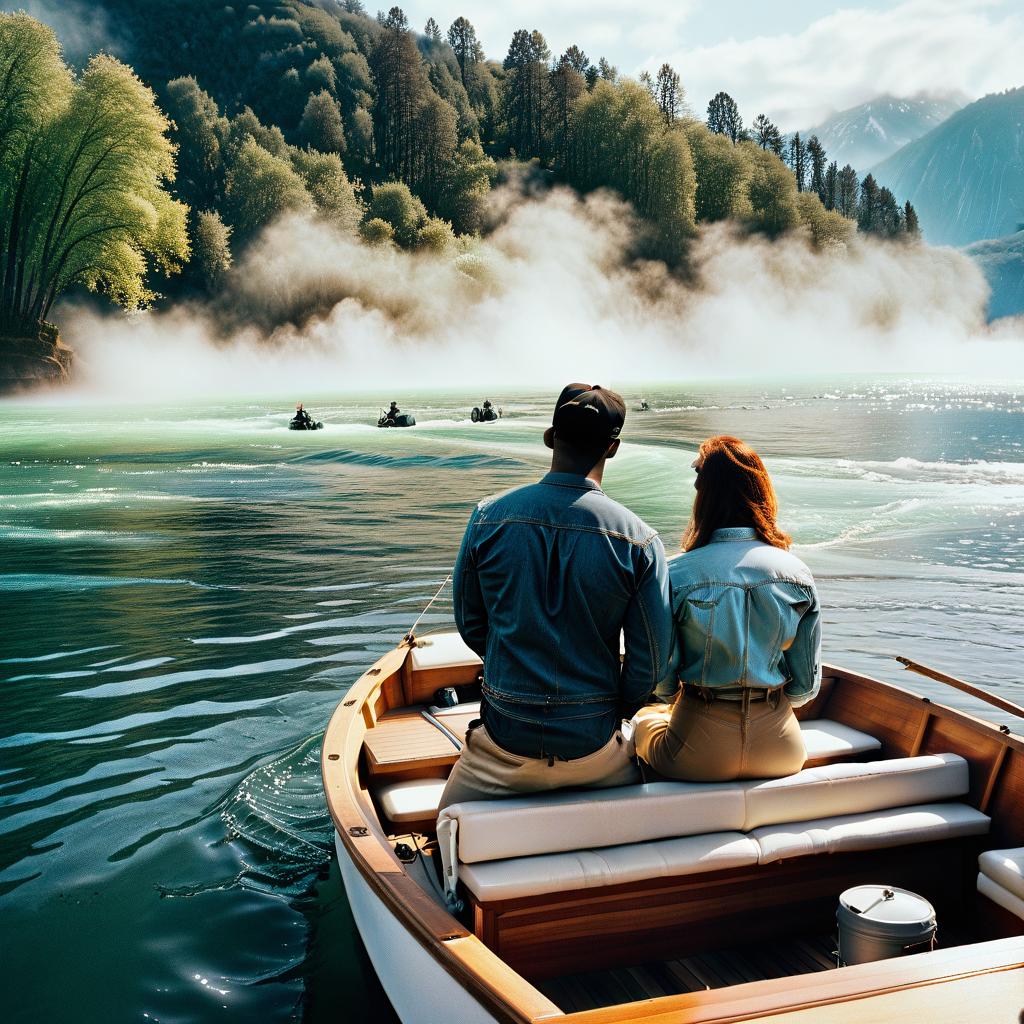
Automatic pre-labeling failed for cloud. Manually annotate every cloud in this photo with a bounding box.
[4,0,124,63]
[395,0,697,70]
[62,187,1024,400]
[653,0,1024,128]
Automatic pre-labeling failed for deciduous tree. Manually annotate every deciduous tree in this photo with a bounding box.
[0,17,189,335]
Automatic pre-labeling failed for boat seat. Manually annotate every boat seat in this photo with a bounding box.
[458,803,990,903]
[377,778,448,824]
[751,802,989,863]
[461,832,759,903]
[977,847,1024,921]
[800,718,881,763]
[438,754,971,899]
[410,633,482,672]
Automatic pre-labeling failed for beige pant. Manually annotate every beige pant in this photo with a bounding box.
[633,689,806,782]
[438,723,640,811]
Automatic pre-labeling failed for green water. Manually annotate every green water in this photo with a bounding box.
[2,379,1023,1022]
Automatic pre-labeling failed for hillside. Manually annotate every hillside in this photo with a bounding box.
[871,88,1024,247]
[799,93,963,170]
[965,231,1024,321]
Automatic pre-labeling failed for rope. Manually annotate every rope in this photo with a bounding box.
[404,572,453,641]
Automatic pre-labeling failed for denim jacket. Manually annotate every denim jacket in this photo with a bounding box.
[454,472,675,759]
[661,527,821,707]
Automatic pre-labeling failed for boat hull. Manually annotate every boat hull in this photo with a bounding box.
[335,832,499,1024]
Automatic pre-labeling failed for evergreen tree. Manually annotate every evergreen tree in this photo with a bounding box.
[654,63,682,125]
[752,113,783,155]
[597,57,618,83]
[823,161,838,211]
[877,185,903,237]
[707,91,742,143]
[857,173,879,232]
[807,134,826,200]
[502,29,550,158]
[904,200,920,237]
[424,17,442,44]
[638,70,654,95]
[370,9,428,183]
[788,132,807,191]
[584,65,599,89]
[836,163,859,217]
[560,45,590,76]
[447,16,481,88]
[548,55,586,168]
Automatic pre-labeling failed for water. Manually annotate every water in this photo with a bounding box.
[1,378,1023,1022]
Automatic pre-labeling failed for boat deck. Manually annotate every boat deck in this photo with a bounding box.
[537,926,978,1013]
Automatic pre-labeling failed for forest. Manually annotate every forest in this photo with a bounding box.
[0,1,920,344]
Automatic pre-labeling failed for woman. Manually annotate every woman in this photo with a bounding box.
[633,436,820,781]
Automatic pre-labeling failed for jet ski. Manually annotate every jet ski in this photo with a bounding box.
[377,413,416,428]
[470,403,500,423]
[289,416,323,430]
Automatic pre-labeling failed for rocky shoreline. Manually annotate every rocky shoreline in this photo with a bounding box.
[0,324,74,393]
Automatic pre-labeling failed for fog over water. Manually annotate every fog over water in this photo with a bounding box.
[57,188,1024,399]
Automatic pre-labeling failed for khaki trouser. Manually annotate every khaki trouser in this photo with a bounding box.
[438,723,640,812]
[633,689,806,782]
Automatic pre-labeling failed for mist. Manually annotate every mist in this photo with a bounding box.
[61,186,1024,399]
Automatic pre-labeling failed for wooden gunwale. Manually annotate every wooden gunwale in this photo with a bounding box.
[322,649,1024,1024]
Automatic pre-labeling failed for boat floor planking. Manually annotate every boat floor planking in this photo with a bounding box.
[322,636,1024,1023]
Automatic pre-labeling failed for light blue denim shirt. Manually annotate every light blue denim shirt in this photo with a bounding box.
[454,472,675,759]
[661,526,821,707]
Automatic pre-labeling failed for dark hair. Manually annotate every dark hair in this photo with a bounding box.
[684,435,791,551]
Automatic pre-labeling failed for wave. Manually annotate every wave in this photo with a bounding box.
[289,448,523,470]
[831,457,1024,486]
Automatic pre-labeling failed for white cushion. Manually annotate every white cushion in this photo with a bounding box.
[377,779,448,823]
[751,802,990,864]
[410,633,481,671]
[440,780,746,866]
[800,719,881,760]
[979,848,1024,902]
[460,832,759,902]
[977,871,1024,921]
[740,754,968,832]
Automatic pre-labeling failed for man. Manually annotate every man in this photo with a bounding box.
[439,383,675,809]
[386,400,400,422]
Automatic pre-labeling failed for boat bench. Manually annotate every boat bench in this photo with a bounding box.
[437,753,988,902]
[977,847,1024,923]
[433,753,990,975]
[373,717,881,827]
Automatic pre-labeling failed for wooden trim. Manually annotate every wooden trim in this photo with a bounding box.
[470,841,973,980]
[559,937,1024,1023]
[321,644,562,1024]
[980,743,1009,813]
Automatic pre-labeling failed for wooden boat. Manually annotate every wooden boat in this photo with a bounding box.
[321,632,1024,1023]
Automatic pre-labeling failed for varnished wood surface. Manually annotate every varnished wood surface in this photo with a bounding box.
[560,937,1024,1023]
[362,707,476,775]
[475,840,972,980]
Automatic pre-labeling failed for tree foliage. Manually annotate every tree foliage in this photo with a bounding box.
[707,91,743,143]
[0,15,188,335]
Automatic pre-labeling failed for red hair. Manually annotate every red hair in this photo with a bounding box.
[684,436,791,552]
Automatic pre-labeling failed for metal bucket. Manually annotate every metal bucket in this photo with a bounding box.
[837,885,936,966]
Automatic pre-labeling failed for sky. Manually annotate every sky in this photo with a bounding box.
[399,0,1024,128]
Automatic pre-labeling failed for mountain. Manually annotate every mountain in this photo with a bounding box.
[798,94,964,171]
[965,231,1024,321]
[871,88,1024,247]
